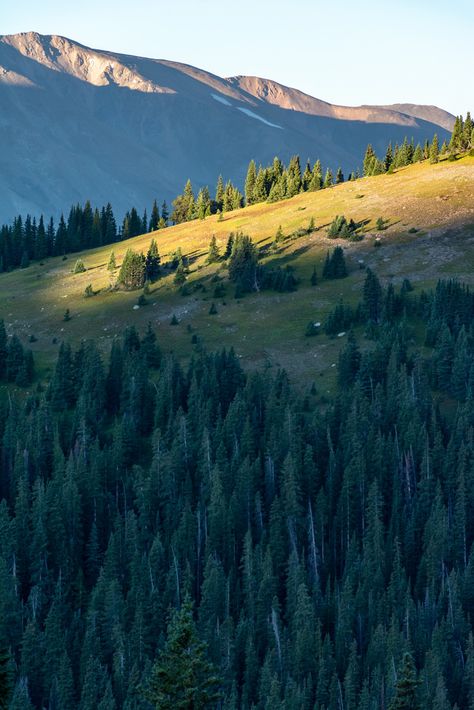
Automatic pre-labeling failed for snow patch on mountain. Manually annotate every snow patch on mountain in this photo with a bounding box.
[236,107,283,129]
[211,93,232,106]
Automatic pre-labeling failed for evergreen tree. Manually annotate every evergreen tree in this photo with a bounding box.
[323,168,334,188]
[430,134,439,164]
[150,200,160,231]
[207,236,220,264]
[145,239,161,281]
[118,249,146,289]
[363,144,377,175]
[363,268,383,324]
[228,233,259,293]
[143,598,221,709]
[389,653,420,710]
[107,251,117,272]
[0,648,12,710]
[245,160,257,206]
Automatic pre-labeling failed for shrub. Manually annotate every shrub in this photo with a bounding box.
[327,215,359,239]
[305,321,320,337]
[170,314,179,325]
[84,284,94,298]
[74,259,86,274]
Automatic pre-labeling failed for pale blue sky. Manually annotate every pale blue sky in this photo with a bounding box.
[3,0,472,116]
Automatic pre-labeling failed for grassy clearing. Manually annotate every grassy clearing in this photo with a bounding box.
[1,156,474,385]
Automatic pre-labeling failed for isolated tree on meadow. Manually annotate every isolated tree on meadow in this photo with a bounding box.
[118,248,146,289]
[107,251,116,272]
[207,235,220,263]
[228,233,259,293]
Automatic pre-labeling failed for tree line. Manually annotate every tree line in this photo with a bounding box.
[363,112,473,176]
[1,114,470,277]
[0,200,169,275]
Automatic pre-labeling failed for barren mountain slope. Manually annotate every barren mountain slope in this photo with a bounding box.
[0,32,453,223]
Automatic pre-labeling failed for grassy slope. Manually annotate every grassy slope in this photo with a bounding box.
[1,156,474,388]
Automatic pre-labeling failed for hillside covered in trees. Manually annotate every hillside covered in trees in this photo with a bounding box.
[0,114,474,710]
[2,272,474,708]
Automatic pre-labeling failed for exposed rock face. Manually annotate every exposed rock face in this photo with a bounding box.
[0,32,454,222]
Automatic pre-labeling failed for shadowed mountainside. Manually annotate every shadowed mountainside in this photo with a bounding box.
[0,32,454,222]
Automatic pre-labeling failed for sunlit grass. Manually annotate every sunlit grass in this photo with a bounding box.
[1,155,474,384]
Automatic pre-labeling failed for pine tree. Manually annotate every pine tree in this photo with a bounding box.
[207,236,220,264]
[0,648,12,710]
[145,239,161,281]
[107,251,116,272]
[363,144,377,176]
[215,175,225,211]
[174,259,187,286]
[336,167,344,184]
[309,160,322,191]
[389,653,420,710]
[228,233,258,293]
[323,168,334,188]
[161,201,169,227]
[462,111,472,149]
[385,142,393,171]
[413,143,423,162]
[430,134,439,164]
[363,268,383,324]
[245,160,257,206]
[118,249,146,289]
[150,200,160,231]
[449,116,463,153]
[144,597,221,709]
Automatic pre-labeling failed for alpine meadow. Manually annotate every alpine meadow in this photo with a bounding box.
[1,13,474,710]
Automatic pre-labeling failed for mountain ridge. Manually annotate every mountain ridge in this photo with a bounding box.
[0,31,454,222]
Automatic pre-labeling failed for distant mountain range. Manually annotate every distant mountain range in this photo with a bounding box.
[0,32,454,223]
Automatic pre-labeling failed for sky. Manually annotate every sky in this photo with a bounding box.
[3,0,472,116]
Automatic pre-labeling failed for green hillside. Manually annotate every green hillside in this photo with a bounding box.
[1,155,474,384]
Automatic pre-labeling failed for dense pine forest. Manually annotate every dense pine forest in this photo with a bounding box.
[2,271,474,708]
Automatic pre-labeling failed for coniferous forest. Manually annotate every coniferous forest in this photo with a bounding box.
[2,271,474,708]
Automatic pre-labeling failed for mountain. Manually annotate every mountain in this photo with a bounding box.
[0,32,454,223]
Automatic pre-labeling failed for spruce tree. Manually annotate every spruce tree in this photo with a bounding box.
[107,251,116,272]
[149,200,160,231]
[118,249,146,289]
[389,653,420,710]
[323,168,334,188]
[363,144,377,176]
[144,597,221,709]
[430,134,439,164]
[0,648,12,710]
[145,239,161,281]
[245,160,257,206]
[207,235,220,264]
